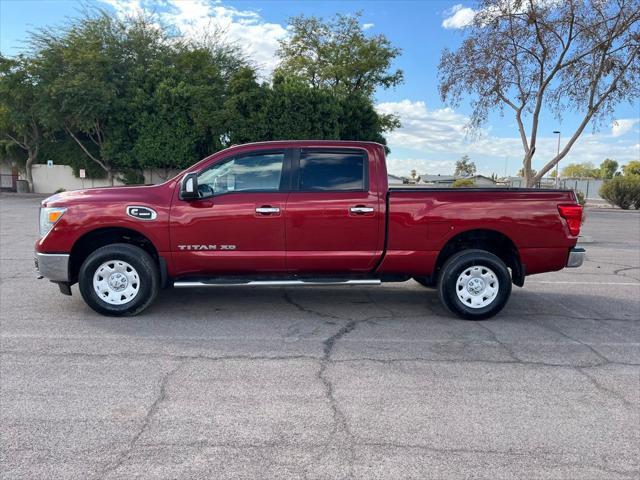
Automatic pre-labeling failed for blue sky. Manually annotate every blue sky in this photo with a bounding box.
[1,0,639,176]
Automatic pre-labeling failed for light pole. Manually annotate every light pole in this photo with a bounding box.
[553,130,561,187]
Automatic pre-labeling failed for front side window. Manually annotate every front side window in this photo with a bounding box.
[197,152,284,196]
[298,150,366,191]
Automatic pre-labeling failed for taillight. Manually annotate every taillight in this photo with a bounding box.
[558,204,583,236]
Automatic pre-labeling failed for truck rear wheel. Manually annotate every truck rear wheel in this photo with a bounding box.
[78,243,159,316]
[437,249,511,320]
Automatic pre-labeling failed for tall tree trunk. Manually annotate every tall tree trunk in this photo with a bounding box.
[25,155,34,193]
[25,146,37,193]
[107,169,114,186]
[523,147,536,187]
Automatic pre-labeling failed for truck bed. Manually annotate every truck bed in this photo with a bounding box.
[378,187,578,277]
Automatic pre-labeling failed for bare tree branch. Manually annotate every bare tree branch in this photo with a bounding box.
[439,0,640,186]
[4,133,28,151]
[66,127,109,172]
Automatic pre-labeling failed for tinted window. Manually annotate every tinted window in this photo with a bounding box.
[298,151,365,191]
[198,152,284,195]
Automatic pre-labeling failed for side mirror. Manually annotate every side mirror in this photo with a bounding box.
[180,172,199,200]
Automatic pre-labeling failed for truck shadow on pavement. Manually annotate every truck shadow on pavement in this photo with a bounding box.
[79,283,639,333]
[72,283,640,369]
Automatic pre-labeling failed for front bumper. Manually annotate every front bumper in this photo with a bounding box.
[35,252,70,282]
[566,247,585,268]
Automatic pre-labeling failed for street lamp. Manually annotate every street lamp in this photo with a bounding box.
[553,130,561,187]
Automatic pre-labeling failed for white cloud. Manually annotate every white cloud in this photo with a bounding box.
[99,0,288,76]
[377,100,469,152]
[362,23,375,30]
[100,0,145,16]
[385,157,454,177]
[611,118,640,137]
[442,4,476,29]
[377,99,640,176]
[163,1,287,75]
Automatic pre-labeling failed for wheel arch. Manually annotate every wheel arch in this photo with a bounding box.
[69,227,162,285]
[434,228,524,287]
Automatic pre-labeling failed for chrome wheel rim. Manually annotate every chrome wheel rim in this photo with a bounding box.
[93,260,140,305]
[456,265,499,309]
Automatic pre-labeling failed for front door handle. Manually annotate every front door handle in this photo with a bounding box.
[350,206,374,214]
[256,206,280,214]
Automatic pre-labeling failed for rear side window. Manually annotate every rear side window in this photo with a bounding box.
[298,150,366,191]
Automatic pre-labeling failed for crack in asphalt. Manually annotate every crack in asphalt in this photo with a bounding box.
[5,290,639,479]
[513,312,639,322]
[1,346,640,368]
[366,443,640,479]
[333,356,640,368]
[475,322,523,363]
[309,311,398,479]
[574,367,635,409]
[282,290,346,321]
[533,317,613,365]
[97,361,184,480]
[613,265,640,281]
[3,349,639,369]
[87,439,640,479]
[314,319,360,479]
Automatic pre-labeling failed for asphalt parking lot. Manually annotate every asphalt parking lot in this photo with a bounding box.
[1,193,639,480]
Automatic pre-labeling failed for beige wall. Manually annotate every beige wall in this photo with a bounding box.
[30,165,182,193]
[32,165,123,193]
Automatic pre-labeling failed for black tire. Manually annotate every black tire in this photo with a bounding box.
[413,276,434,288]
[437,249,511,320]
[78,243,159,316]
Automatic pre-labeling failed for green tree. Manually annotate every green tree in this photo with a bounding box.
[266,75,342,140]
[0,55,44,191]
[30,13,240,183]
[221,67,270,146]
[439,0,640,187]
[561,162,599,178]
[337,92,396,148]
[4,9,397,186]
[223,71,393,149]
[276,12,403,97]
[127,45,234,176]
[454,155,476,177]
[599,159,619,179]
[622,160,640,176]
[599,176,640,209]
[452,178,475,187]
[33,14,140,183]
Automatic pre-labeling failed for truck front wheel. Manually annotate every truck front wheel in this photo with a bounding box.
[78,243,159,316]
[437,249,511,320]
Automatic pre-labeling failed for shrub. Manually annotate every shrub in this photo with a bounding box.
[452,178,475,188]
[118,169,146,185]
[574,191,585,205]
[599,176,640,209]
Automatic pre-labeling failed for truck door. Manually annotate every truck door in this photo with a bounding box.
[285,148,383,273]
[170,149,290,276]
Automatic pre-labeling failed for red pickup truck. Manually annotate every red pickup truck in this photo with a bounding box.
[35,140,584,319]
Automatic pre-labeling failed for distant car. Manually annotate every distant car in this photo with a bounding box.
[35,140,584,319]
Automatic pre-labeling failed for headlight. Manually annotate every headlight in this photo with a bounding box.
[39,207,67,238]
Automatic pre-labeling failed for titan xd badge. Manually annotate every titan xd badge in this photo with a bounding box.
[177,245,236,251]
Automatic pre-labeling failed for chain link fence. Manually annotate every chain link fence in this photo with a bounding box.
[508,177,605,200]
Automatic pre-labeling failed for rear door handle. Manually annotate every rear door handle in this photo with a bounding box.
[350,206,374,214]
[256,206,280,214]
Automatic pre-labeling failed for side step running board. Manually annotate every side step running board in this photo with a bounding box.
[174,279,381,288]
